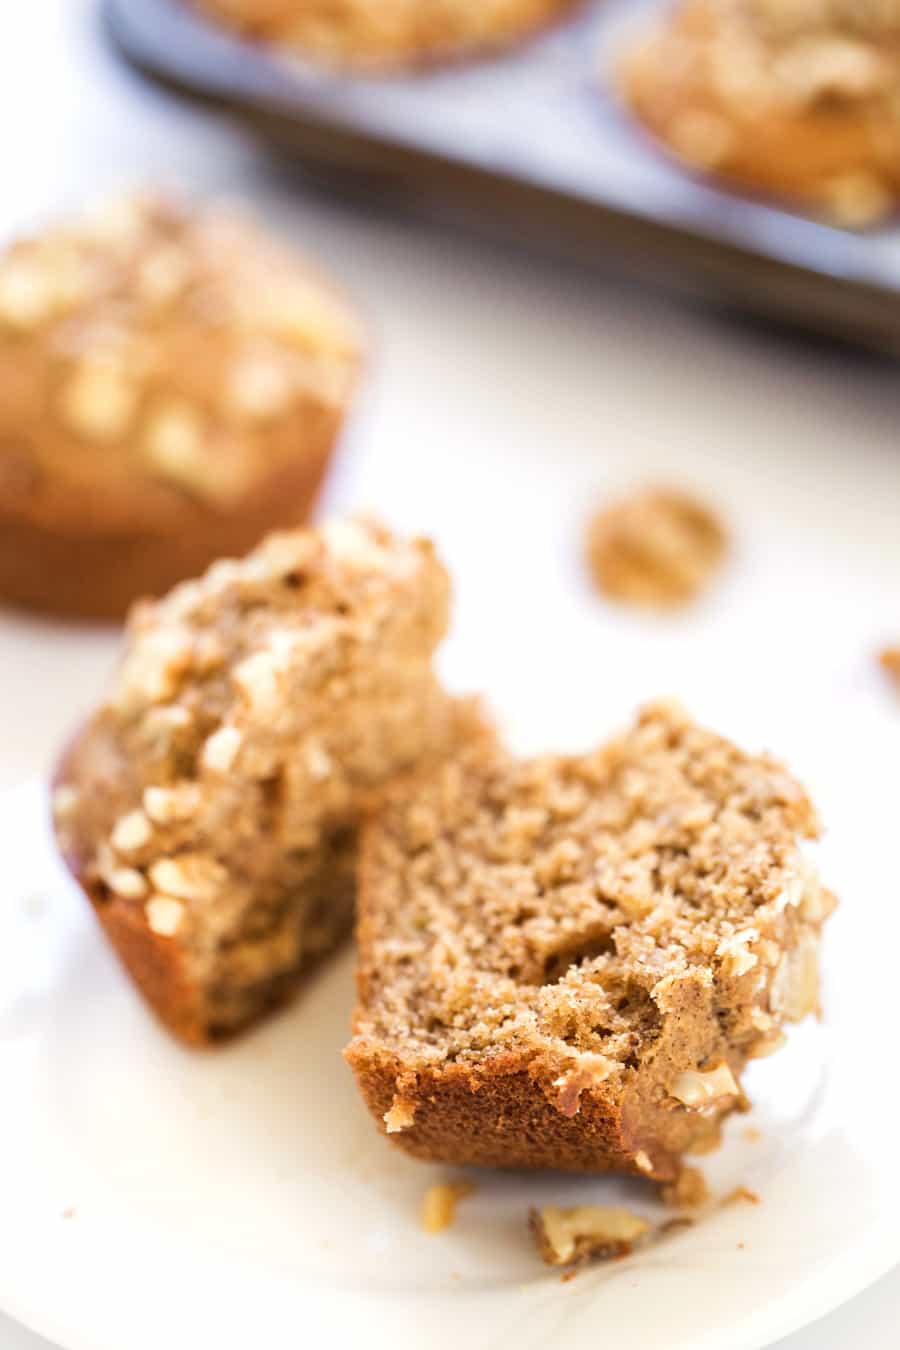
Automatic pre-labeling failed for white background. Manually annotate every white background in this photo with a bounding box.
[1,3,899,1345]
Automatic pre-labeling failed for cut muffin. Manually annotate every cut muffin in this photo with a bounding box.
[53,518,477,1044]
[346,701,835,1178]
[0,191,362,620]
[619,0,900,227]
[193,0,583,72]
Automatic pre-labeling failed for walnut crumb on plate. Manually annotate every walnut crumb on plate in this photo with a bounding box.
[586,486,728,609]
[530,1205,652,1266]
[422,1182,474,1234]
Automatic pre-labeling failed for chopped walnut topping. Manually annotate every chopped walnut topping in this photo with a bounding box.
[105,866,148,900]
[143,783,201,825]
[0,258,55,329]
[227,351,294,421]
[717,929,760,977]
[148,855,227,903]
[587,487,728,609]
[60,359,138,442]
[531,1205,652,1266]
[422,1181,474,1234]
[142,402,209,490]
[137,246,190,305]
[145,894,185,937]
[111,809,152,854]
[201,724,243,774]
[232,643,294,715]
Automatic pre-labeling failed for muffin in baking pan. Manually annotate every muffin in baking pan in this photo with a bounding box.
[0,191,363,620]
[192,0,584,71]
[619,0,900,227]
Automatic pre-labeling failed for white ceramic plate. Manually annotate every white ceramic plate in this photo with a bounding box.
[4,384,900,1350]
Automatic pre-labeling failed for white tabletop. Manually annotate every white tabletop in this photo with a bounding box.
[2,4,899,1346]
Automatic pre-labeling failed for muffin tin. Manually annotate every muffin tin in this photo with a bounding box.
[106,0,900,354]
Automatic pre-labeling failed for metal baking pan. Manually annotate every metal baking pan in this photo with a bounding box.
[106,0,900,354]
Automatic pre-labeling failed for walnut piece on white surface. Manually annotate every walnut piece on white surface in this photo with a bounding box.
[530,1205,652,1266]
[586,487,728,609]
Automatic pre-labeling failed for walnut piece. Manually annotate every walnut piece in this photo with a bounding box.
[670,1063,740,1108]
[587,487,728,609]
[530,1205,652,1266]
[421,1181,474,1234]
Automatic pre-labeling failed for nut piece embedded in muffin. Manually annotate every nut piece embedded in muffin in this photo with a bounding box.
[0,191,363,619]
[53,517,480,1044]
[346,701,836,1178]
[618,0,900,227]
[193,0,583,71]
[586,486,728,609]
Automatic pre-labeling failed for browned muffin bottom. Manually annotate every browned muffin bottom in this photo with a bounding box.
[193,0,583,71]
[53,517,481,1044]
[0,191,363,619]
[619,0,900,227]
[346,701,835,1178]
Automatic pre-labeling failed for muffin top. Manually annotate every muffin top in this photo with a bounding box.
[749,0,900,40]
[193,0,581,71]
[0,192,362,529]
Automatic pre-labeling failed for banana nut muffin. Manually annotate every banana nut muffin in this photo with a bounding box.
[0,192,362,620]
[53,518,475,1044]
[619,0,900,227]
[346,701,835,1178]
[193,0,583,71]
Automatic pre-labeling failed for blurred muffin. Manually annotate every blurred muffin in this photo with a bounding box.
[619,0,900,227]
[193,0,583,71]
[0,192,363,620]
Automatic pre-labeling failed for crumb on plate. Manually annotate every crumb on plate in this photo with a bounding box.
[422,1181,474,1234]
[586,486,728,609]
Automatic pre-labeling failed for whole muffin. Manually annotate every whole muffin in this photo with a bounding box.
[193,0,583,71]
[0,192,363,620]
[619,0,900,227]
